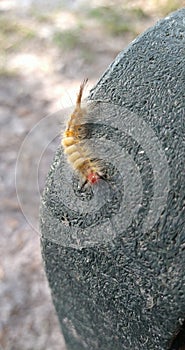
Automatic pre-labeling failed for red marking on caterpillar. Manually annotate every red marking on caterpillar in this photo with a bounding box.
[61,78,103,186]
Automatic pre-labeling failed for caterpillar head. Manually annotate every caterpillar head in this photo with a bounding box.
[87,171,100,185]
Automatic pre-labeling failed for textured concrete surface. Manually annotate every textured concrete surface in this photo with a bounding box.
[40,8,185,350]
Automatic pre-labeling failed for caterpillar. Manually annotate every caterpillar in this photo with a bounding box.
[61,78,103,187]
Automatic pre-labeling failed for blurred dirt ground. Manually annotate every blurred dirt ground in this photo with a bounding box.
[0,1,184,349]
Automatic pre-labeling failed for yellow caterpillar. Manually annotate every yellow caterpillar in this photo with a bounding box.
[61,79,103,186]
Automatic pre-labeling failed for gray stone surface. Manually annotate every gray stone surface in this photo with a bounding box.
[40,9,185,350]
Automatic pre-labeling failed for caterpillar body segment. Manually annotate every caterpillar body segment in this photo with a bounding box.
[61,79,103,185]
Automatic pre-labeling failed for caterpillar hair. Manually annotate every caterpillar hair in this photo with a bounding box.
[61,79,103,186]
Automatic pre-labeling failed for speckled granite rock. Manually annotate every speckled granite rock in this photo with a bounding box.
[40,9,185,350]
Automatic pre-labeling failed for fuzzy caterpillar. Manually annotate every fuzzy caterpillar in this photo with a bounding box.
[61,79,103,186]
